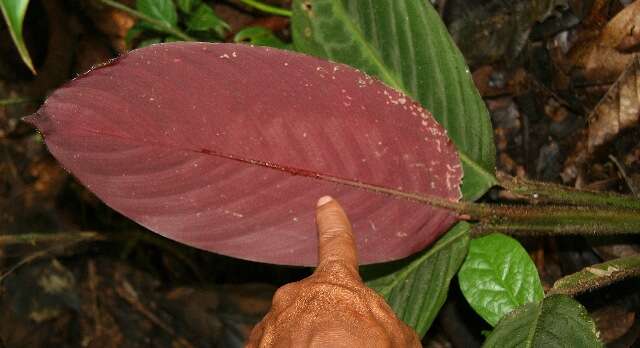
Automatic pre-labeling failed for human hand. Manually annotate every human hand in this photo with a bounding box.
[246,196,421,347]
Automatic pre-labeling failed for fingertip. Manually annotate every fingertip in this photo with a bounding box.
[317,195,333,207]
[315,196,359,273]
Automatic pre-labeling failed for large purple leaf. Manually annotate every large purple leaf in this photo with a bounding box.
[26,42,462,266]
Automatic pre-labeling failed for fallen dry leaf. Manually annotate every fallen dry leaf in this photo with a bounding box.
[591,305,636,343]
[562,55,640,185]
[611,1,640,52]
[562,1,640,83]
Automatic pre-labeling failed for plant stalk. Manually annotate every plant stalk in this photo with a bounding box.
[548,255,640,296]
[497,172,640,211]
[317,172,640,236]
[468,204,640,236]
[192,147,640,236]
[238,0,293,17]
[99,0,196,42]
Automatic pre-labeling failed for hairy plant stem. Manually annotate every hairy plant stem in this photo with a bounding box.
[497,172,640,211]
[467,204,640,236]
[99,0,196,42]
[238,0,293,17]
[548,255,640,296]
[192,147,640,236]
[314,173,640,236]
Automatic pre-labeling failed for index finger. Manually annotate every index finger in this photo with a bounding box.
[315,196,359,276]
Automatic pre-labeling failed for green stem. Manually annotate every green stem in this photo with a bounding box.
[0,96,33,106]
[497,172,640,211]
[99,0,196,42]
[239,0,292,17]
[310,170,640,236]
[466,203,640,236]
[548,255,640,296]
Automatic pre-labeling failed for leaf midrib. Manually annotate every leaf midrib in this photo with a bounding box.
[56,124,463,211]
[524,300,543,348]
[329,1,403,91]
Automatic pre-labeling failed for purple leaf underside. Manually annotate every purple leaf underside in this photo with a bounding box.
[27,42,463,266]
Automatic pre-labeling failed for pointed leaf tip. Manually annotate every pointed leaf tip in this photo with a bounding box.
[22,114,36,125]
[32,42,463,266]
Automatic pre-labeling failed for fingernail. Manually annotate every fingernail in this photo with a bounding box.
[317,195,333,207]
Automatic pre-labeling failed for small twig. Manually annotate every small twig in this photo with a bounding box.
[0,231,105,246]
[609,154,639,197]
[116,280,195,348]
[99,0,196,41]
[0,230,204,281]
[0,242,73,283]
[239,0,292,17]
[88,260,102,338]
[0,96,34,106]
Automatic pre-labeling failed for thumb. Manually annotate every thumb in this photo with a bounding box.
[315,196,359,277]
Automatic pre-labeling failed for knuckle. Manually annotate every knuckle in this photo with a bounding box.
[315,262,360,285]
[318,259,358,276]
[272,282,298,305]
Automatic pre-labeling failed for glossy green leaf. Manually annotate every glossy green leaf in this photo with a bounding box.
[138,37,163,47]
[234,27,289,49]
[137,0,177,27]
[364,222,470,336]
[0,0,35,74]
[176,0,201,13]
[291,0,497,201]
[483,295,603,348]
[550,255,640,296]
[458,233,544,326]
[186,3,229,37]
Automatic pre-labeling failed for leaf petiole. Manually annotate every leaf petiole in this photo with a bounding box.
[239,0,292,17]
[99,0,196,42]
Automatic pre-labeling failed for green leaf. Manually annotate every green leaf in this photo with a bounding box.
[164,36,182,43]
[138,37,163,47]
[125,22,145,49]
[186,3,229,38]
[136,0,177,27]
[234,27,289,49]
[291,0,497,201]
[176,0,201,13]
[458,233,544,326]
[0,0,35,74]
[550,255,640,296]
[364,222,470,336]
[483,295,603,348]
